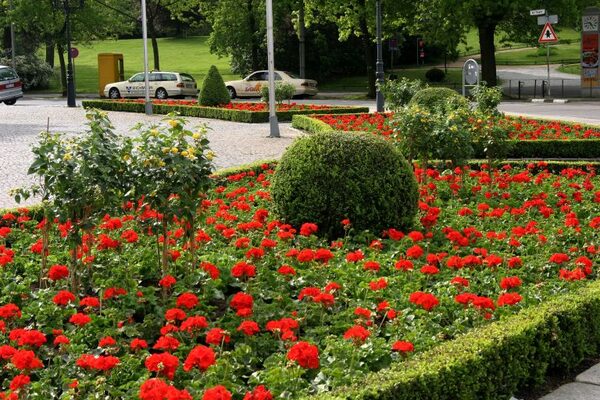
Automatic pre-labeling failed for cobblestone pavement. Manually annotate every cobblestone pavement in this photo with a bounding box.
[0,99,303,209]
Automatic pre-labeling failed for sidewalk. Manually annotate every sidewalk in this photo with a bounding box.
[536,365,600,399]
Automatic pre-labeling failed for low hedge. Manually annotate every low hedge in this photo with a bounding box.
[81,100,369,123]
[307,279,600,400]
[291,114,335,133]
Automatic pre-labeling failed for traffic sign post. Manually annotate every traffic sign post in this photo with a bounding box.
[538,18,559,97]
[462,59,480,97]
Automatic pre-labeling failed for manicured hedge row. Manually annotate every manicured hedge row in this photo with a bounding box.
[82,100,369,123]
[292,114,600,159]
[308,279,600,400]
[291,114,335,133]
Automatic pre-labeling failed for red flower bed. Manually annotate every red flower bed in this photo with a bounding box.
[115,98,342,112]
[0,162,599,398]
[312,113,600,140]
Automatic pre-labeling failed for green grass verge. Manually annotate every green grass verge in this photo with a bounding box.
[558,64,581,75]
[495,42,580,65]
[306,278,600,400]
[82,100,370,123]
[40,36,237,94]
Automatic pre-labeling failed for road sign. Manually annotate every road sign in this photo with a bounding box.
[530,9,546,16]
[70,47,79,58]
[538,15,558,25]
[538,23,559,43]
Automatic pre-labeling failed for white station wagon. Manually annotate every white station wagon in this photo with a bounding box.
[103,71,198,99]
[0,65,23,105]
[225,70,318,99]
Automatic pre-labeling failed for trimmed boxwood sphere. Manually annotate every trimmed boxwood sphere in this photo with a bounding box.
[408,87,465,110]
[270,131,419,239]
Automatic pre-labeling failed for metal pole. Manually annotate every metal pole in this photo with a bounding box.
[9,0,16,70]
[298,0,306,79]
[375,0,385,112]
[141,0,152,115]
[65,2,76,107]
[545,10,551,97]
[266,0,280,138]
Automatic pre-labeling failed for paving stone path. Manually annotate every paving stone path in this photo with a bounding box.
[0,99,303,208]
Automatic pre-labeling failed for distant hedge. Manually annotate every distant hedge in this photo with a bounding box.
[82,100,369,123]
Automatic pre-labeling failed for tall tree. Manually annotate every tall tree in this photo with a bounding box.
[305,0,406,98]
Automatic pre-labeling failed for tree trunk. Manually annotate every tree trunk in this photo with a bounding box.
[57,44,67,96]
[478,22,497,86]
[247,0,260,72]
[2,27,10,50]
[359,0,376,98]
[45,42,55,68]
[151,34,160,71]
[298,0,306,78]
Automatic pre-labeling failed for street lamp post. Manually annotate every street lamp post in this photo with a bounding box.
[266,0,280,138]
[9,0,16,70]
[375,0,385,112]
[54,0,84,107]
[141,0,152,115]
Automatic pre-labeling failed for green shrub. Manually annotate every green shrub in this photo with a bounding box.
[199,65,230,106]
[291,114,335,134]
[260,82,296,104]
[471,85,503,115]
[379,78,425,112]
[394,97,475,167]
[270,131,418,239]
[425,67,445,83]
[0,54,54,90]
[408,87,464,111]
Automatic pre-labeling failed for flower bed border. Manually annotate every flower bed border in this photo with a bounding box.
[81,100,369,123]
[291,114,600,159]
[308,278,600,400]
[3,159,600,398]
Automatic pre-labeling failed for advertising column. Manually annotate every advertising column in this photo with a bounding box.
[581,7,600,96]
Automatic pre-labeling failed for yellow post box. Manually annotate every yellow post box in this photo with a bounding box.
[97,53,124,97]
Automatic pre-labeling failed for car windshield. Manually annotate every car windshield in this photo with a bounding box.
[0,68,17,81]
[284,71,300,79]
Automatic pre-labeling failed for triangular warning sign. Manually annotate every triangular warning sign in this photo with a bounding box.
[538,22,558,43]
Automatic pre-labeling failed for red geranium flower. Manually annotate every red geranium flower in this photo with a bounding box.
[243,385,273,400]
[9,374,30,391]
[205,328,230,346]
[11,350,43,370]
[183,345,216,372]
[145,352,179,380]
[48,264,69,281]
[237,320,260,336]
[53,290,76,306]
[299,223,318,236]
[391,340,414,353]
[230,292,253,317]
[203,385,232,400]
[180,316,209,334]
[176,292,199,309]
[409,291,439,311]
[343,325,371,344]
[287,341,319,369]
[69,312,92,327]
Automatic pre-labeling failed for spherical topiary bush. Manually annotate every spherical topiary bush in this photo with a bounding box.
[270,132,419,239]
[199,65,230,106]
[408,87,466,111]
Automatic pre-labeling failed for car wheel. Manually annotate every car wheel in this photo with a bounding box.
[3,99,17,105]
[108,88,121,99]
[227,86,236,99]
[155,88,168,99]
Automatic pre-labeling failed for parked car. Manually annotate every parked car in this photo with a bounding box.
[225,71,318,99]
[103,71,198,99]
[0,65,23,105]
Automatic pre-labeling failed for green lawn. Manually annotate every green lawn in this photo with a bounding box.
[495,41,580,65]
[458,27,580,57]
[558,63,581,75]
[43,36,236,94]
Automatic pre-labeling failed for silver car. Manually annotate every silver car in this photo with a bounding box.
[103,71,198,99]
[0,65,23,105]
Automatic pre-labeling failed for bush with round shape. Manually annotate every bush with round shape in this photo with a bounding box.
[199,65,230,106]
[425,68,446,83]
[270,131,419,239]
[408,87,466,111]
